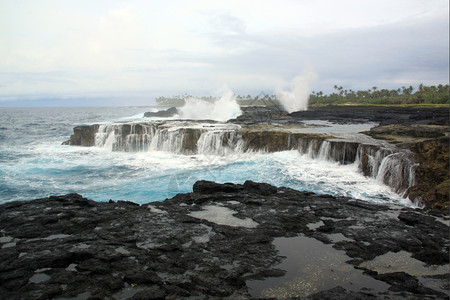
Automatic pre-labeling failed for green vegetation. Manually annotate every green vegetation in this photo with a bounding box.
[309,84,449,105]
[155,84,449,107]
[235,93,279,106]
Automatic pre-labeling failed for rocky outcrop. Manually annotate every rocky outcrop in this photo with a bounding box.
[62,124,99,146]
[406,137,449,209]
[1,181,448,299]
[290,105,449,126]
[63,122,361,164]
[143,107,178,118]
[365,121,449,209]
[240,127,328,153]
[229,105,292,125]
[365,124,448,144]
[230,105,449,125]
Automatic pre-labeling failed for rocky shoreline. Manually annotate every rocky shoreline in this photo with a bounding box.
[64,105,449,209]
[1,181,449,299]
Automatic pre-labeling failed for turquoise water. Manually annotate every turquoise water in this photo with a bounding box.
[0,107,411,206]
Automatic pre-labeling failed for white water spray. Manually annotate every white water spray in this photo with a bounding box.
[178,88,242,121]
[276,70,318,113]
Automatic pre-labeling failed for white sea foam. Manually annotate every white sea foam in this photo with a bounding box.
[178,88,242,121]
[1,138,414,206]
[0,107,416,207]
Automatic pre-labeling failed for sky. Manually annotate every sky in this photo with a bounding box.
[0,0,448,106]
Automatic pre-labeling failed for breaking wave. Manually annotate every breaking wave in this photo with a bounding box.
[178,89,242,121]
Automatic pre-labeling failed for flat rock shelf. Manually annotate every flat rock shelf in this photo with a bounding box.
[1,181,449,299]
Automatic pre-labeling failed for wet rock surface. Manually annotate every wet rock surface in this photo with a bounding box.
[1,181,449,299]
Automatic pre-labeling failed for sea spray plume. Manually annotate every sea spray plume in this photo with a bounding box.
[178,88,242,121]
[276,71,318,113]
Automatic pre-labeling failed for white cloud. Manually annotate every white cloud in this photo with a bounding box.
[0,0,448,104]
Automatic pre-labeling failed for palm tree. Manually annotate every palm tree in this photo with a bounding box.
[419,83,424,92]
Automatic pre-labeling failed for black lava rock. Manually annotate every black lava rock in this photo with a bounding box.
[1,182,448,299]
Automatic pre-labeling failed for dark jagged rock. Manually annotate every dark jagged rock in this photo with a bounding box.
[405,137,450,209]
[366,124,447,142]
[143,107,178,118]
[1,181,449,299]
[62,124,100,146]
[289,105,449,126]
[192,180,244,194]
[232,105,449,126]
[359,109,449,209]
[229,105,293,125]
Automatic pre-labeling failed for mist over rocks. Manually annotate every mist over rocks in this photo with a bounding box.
[276,70,318,113]
[0,181,448,299]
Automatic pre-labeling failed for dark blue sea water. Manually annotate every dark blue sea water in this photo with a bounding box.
[0,107,411,206]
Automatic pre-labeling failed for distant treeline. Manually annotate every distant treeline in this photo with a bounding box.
[155,94,279,106]
[155,84,449,106]
[155,95,215,106]
[310,84,449,105]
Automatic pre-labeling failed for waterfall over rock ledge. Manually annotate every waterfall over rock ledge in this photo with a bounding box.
[64,121,419,202]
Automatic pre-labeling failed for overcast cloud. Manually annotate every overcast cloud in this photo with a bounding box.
[0,0,448,106]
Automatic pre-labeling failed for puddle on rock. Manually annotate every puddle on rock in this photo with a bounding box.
[360,251,449,277]
[327,233,352,243]
[0,236,13,243]
[419,276,450,296]
[306,221,324,231]
[112,286,139,299]
[54,291,92,300]
[246,235,389,298]
[29,273,51,283]
[360,251,450,297]
[65,263,77,272]
[188,205,258,228]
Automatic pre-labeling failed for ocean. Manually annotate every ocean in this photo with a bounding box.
[0,106,413,206]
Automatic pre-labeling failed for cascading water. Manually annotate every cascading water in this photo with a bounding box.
[95,124,116,149]
[197,130,244,156]
[376,152,417,195]
[125,124,156,152]
[96,124,159,152]
[94,122,245,155]
[295,139,417,197]
[148,127,186,153]
[2,107,424,207]
[355,144,418,196]
[89,121,418,202]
